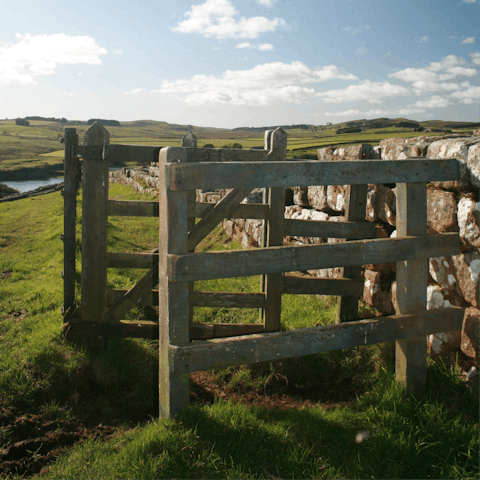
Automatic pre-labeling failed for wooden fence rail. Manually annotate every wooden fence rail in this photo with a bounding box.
[62,122,463,419]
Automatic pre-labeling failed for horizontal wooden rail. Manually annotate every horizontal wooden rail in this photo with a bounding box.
[166,158,458,191]
[107,252,158,269]
[106,200,269,220]
[170,307,464,373]
[78,145,270,164]
[78,144,162,164]
[282,276,364,296]
[107,199,159,217]
[284,218,375,240]
[64,321,264,340]
[168,233,459,282]
[190,291,266,308]
[107,290,265,309]
[184,148,270,163]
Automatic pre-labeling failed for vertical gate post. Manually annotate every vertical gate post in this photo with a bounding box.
[158,147,190,418]
[182,132,197,327]
[81,122,109,325]
[264,128,287,332]
[63,128,78,323]
[395,182,428,397]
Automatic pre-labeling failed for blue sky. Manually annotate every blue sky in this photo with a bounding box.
[1,0,479,128]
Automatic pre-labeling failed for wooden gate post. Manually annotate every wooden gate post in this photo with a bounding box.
[81,122,110,326]
[158,146,190,418]
[63,128,79,322]
[264,128,288,332]
[395,182,428,397]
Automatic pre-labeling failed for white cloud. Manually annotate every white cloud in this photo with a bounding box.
[464,0,476,3]
[235,42,274,50]
[123,88,145,96]
[461,37,475,44]
[412,96,450,109]
[0,33,106,87]
[155,61,357,106]
[356,47,368,54]
[318,80,410,104]
[324,109,361,117]
[418,36,428,43]
[258,0,274,5]
[258,43,274,51]
[389,54,478,94]
[172,0,286,39]
[325,107,424,117]
[113,49,123,55]
[470,52,480,65]
[449,85,480,104]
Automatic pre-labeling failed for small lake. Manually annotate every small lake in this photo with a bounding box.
[1,167,124,193]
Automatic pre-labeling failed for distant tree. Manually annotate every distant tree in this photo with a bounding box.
[15,118,29,126]
[203,143,215,148]
[231,143,243,149]
[221,144,232,149]
[416,126,425,132]
[326,122,332,126]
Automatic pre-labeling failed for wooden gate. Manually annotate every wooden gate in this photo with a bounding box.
[62,123,464,419]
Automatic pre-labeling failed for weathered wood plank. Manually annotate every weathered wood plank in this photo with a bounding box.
[168,233,460,283]
[185,148,269,163]
[106,264,159,323]
[188,187,253,251]
[190,291,266,309]
[63,128,78,322]
[283,276,364,296]
[264,129,288,332]
[284,218,375,240]
[81,123,109,324]
[107,252,158,269]
[170,307,465,374]
[395,182,428,398]
[158,146,190,418]
[78,144,162,164]
[166,158,458,191]
[189,202,269,220]
[190,323,265,340]
[337,184,369,323]
[107,199,159,217]
[107,289,159,306]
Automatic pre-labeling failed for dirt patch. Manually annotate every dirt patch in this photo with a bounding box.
[0,409,116,478]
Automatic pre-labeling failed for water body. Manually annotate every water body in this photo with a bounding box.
[2,167,123,193]
[2,177,64,193]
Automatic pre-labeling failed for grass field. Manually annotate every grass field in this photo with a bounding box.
[1,117,478,175]
[0,183,478,479]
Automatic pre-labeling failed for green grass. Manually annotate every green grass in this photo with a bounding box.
[43,372,479,480]
[0,182,478,479]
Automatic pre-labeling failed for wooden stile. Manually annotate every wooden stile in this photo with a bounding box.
[68,124,464,416]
